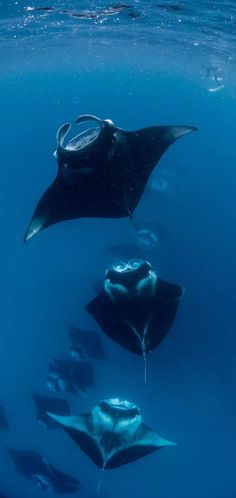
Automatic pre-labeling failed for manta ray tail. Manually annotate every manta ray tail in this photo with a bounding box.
[143,352,147,384]
[96,464,105,493]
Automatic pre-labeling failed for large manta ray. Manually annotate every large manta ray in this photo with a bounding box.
[24,114,196,241]
[86,259,184,380]
[47,397,176,472]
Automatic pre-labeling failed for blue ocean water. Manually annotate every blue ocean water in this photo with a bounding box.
[0,1,236,497]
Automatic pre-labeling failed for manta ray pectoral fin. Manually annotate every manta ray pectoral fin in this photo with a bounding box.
[106,425,177,469]
[23,177,65,243]
[46,413,85,432]
[166,125,197,142]
[145,432,177,449]
[47,412,104,468]
[134,124,197,162]
[131,423,177,454]
[46,412,68,425]
[23,215,46,243]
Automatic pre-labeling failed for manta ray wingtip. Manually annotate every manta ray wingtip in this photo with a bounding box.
[46,411,60,423]
[23,229,36,243]
[46,412,70,426]
[171,125,198,140]
[23,217,45,243]
[155,435,178,448]
[23,231,30,243]
[166,440,178,447]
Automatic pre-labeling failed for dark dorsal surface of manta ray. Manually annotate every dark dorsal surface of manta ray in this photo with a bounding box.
[32,393,71,429]
[66,322,107,360]
[85,259,184,371]
[7,449,81,493]
[47,358,95,395]
[24,114,197,242]
[47,397,176,470]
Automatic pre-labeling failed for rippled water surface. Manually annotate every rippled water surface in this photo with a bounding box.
[1,0,236,73]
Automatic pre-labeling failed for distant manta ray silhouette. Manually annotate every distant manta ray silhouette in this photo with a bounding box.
[7,448,81,494]
[24,114,197,241]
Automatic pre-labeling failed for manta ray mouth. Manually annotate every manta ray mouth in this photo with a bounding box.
[99,398,140,418]
[66,126,100,151]
[106,259,151,285]
[65,114,114,151]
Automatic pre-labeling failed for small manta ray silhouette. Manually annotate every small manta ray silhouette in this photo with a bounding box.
[7,448,81,494]
[24,114,196,242]
[66,322,107,360]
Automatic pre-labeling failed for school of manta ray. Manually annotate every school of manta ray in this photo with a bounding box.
[3,114,197,495]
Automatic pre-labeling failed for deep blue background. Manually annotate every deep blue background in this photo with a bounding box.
[0,62,236,498]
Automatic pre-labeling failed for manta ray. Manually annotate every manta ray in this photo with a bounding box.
[24,114,196,241]
[66,322,107,360]
[47,397,176,471]
[7,448,81,494]
[86,259,184,380]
